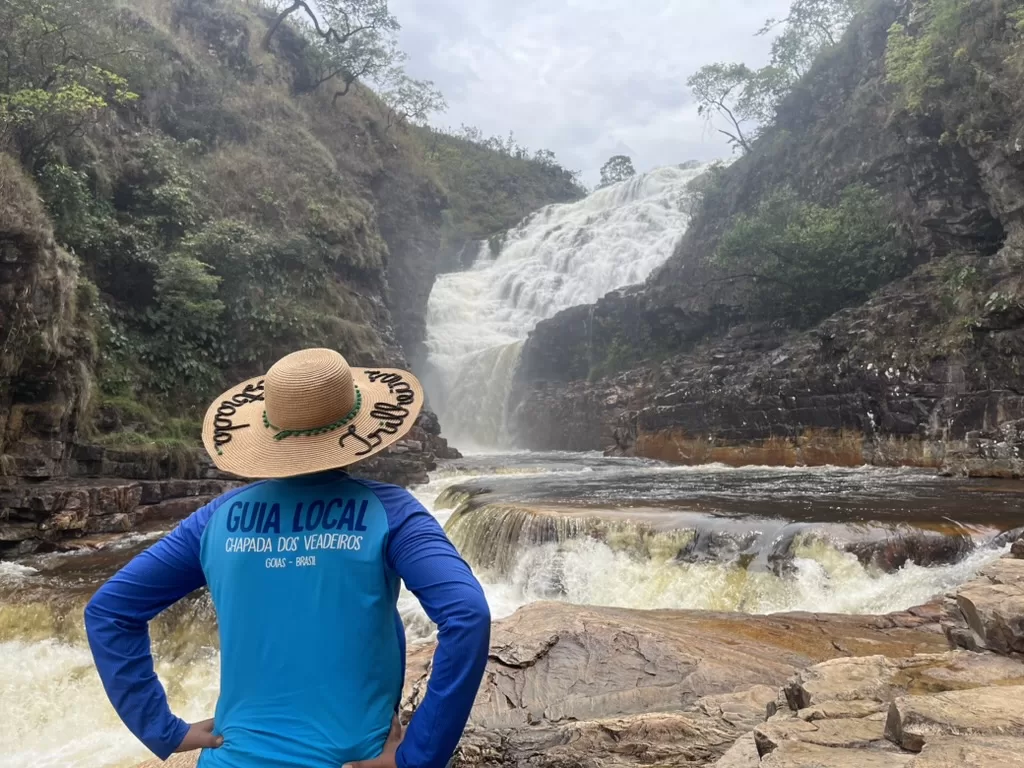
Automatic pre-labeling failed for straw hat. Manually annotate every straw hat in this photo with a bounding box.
[202,348,424,479]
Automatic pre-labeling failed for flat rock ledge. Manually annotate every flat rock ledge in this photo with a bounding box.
[134,558,1024,768]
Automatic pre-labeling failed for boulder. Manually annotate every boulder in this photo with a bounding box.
[754,714,892,756]
[947,558,1024,655]
[884,685,1024,752]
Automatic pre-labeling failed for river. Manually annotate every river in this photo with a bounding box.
[1,453,1021,768]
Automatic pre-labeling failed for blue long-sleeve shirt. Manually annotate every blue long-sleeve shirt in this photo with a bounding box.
[84,471,490,768]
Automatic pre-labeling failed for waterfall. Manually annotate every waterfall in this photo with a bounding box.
[423,163,709,449]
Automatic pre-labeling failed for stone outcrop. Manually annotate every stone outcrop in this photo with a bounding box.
[885,686,1024,752]
[509,0,1024,478]
[0,477,240,557]
[0,409,457,556]
[0,156,94,481]
[400,602,947,768]
[943,557,1024,655]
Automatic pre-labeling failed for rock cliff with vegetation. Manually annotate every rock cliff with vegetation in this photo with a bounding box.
[0,0,581,554]
[511,0,1024,477]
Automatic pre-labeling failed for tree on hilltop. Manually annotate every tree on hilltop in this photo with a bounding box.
[598,155,636,188]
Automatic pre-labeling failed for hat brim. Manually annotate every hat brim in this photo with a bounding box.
[202,367,425,479]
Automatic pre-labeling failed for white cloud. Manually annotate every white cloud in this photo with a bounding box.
[388,0,793,184]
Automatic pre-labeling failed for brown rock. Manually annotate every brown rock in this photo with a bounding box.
[910,735,1024,767]
[783,651,1024,712]
[1012,538,1024,559]
[431,603,946,733]
[711,734,760,767]
[400,603,946,767]
[884,685,1024,752]
[952,559,1024,655]
[759,741,914,768]
[755,714,894,756]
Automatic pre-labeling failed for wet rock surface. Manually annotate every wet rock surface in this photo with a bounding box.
[398,602,947,768]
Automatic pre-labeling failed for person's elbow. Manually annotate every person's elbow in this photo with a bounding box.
[83,581,125,647]
[462,585,491,657]
[467,587,491,630]
[83,586,106,636]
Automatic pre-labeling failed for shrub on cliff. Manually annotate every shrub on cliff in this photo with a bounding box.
[420,126,586,249]
[885,0,1024,145]
[712,185,906,326]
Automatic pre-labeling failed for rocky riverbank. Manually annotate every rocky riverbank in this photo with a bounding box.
[135,550,1024,768]
[0,410,458,558]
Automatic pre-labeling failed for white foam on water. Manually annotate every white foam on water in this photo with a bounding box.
[423,164,708,447]
[0,639,219,768]
[0,561,40,583]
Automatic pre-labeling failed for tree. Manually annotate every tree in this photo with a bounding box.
[687,63,759,153]
[377,67,446,131]
[0,0,140,164]
[598,155,637,188]
[712,185,904,325]
[758,0,861,86]
[687,0,861,153]
[263,0,398,49]
[263,0,402,100]
[303,27,398,100]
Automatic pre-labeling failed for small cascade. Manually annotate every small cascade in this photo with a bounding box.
[423,164,709,448]
[438,487,1010,617]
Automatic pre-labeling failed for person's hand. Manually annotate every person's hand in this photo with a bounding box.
[344,714,403,768]
[174,719,224,752]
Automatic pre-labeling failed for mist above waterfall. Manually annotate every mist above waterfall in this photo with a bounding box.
[423,164,709,448]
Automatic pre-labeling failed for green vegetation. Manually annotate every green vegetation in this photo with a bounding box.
[0,0,141,166]
[885,1,970,113]
[712,185,907,326]
[421,126,584,249]
[883,0,1024,148]
[687,0,862,152]
[1,0,580,447]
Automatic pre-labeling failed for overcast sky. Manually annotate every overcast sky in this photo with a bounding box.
[388,0,793,186]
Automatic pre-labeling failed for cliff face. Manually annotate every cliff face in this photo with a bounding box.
[0,157,95,480]
[511,0,1024,476]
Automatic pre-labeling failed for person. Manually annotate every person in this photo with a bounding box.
[84,348,491,768]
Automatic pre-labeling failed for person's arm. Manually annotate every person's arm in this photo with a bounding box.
[84,497,227,759]
[381,494,491,768]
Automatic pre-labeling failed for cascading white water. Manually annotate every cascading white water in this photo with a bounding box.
[423,164,708,448]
